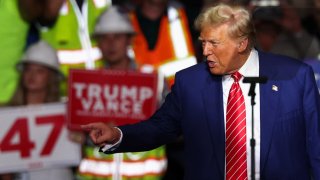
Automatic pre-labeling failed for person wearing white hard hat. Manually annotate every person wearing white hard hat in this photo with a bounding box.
[76,6,168,180]
[9,41,64,106]
[129,1,197,178]
[5,41,74,180]
[93,5,136,69]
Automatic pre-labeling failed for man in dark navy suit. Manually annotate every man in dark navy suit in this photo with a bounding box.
[82,3,320,180]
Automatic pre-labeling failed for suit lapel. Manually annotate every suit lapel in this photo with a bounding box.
[202,74,225,175]
[259,52,280,173]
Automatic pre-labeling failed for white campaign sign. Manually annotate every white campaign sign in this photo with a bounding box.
[0,103,81,173]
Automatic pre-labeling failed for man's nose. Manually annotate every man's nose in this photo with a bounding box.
[202,43,212,57]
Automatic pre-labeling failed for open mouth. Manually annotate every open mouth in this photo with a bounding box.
[207,60,216,68]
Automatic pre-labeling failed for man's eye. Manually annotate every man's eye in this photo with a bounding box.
[209,41,218,46]
[201,40,218,47]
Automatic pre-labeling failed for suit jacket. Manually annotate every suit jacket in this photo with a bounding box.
[114,51,320,180]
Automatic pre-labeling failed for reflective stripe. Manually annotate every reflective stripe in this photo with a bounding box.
[60,0,112,15]
[93,0,112,8]
[79,158,167,177]
[59,2,69,15]
[70,0,95,69]
[168,6,188,59]
[158,56,196,77]
[127,46,135,61]
[251,0,279,6]
[140,64,155,74]
[113,153,123,180]
[125,152,147,161]
[57,47,102,64]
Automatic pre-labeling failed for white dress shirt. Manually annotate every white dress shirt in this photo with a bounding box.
[222,49,260,179]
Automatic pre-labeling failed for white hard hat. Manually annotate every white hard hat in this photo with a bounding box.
[93,6,135,36]
[18,40,64,79]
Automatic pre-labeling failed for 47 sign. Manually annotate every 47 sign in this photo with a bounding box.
[1,115,64,158]
[0,103,81,173]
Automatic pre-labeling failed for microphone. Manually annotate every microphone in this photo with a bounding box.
[243,76,268,84]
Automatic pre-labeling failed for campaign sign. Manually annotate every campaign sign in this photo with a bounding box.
[0,103,81,173]
[67,69,158,129]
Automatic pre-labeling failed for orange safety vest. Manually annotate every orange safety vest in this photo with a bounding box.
[130,2,196,86]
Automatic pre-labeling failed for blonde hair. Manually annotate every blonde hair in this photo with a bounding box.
[9,68,61,106]
[195,3,255,46]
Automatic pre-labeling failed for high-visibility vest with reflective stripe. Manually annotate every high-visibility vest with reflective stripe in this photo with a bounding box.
[40,0,110,93]
[130,2,196,86]
[77,146,167,180]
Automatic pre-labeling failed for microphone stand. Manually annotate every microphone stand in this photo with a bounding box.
[243,76,267,180]
[248,82,256,180]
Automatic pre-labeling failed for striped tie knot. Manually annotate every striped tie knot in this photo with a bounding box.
[231,72,242,82]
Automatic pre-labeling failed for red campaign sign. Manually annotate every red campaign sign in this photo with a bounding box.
[67,69,158,130]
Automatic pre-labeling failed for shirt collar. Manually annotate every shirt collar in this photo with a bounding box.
[239,48,259,77]
[223,49,259,81]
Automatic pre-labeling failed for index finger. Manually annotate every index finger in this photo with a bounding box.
[81,123,98,131]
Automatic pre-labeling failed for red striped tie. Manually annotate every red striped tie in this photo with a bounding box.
[226,72,248,180]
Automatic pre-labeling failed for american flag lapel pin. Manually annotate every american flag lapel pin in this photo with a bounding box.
[272,85,278,91]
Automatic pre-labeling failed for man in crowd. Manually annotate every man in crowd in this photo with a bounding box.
[76,6,167,179]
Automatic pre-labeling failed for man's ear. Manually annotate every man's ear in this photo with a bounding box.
[237,38,249,52]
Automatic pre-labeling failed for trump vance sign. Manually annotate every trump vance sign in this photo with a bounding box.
[67,69,158,129]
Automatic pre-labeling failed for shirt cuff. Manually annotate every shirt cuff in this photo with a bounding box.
[99,127,123,153]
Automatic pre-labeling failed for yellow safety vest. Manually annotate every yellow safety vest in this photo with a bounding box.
[77,146,167,180]
[40,0,111,94]
[0,0,29,103]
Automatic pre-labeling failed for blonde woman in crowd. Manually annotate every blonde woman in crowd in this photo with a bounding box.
[2,40,73,180]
